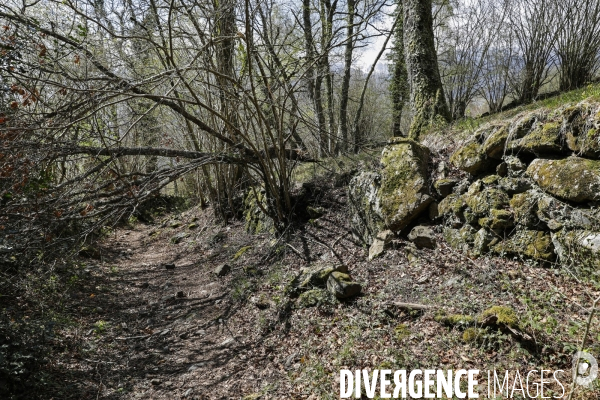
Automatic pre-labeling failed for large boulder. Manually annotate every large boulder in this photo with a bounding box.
[379,138,433,232]
[526,157,600,203]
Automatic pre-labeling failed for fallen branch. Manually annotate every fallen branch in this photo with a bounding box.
[389,302,436,311]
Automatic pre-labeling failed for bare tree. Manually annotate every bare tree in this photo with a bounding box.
[508,0,562,103]
[555,0,600,91]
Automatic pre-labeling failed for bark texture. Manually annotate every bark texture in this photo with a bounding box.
[403,0,450,140]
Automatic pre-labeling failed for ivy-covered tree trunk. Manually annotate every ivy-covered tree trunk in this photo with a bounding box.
[390,0,408,137]
[403,0,450,141]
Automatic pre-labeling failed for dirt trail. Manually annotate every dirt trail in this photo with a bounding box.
[45,200,600,400]
[63,212,286,399]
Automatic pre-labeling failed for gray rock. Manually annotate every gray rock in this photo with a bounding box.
[552,230,600,268]
[434,178,459,197]
[170,232,189,244]
[214,263,231,277]
[527,157,600,203]
[368,230,394,260]
[347,171,384,245]
[503,156,526,176]
[291,264,348,292]
[407,226,436,249]
[498,177,532,195]
[473,228,497,256]
[326,271,361,299]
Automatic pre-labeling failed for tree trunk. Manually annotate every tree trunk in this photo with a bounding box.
[336,0,355,154]
[390,1,408,137]
[403,0,450,141]
[302,0,327,157]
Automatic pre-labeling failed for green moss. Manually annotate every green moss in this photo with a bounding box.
[438,194,465,216]
[394,324,411,341]
[479,209,513,229]
[232,246,252,261]
[297,289,331,308]
[492,229,555,261]
[462,327,482,343]
[479,306,518,327]
[464,188,509,217]
[527,158,600,203]
[450,140,487,174]
[482,175,500,185]
[482,125,509,159]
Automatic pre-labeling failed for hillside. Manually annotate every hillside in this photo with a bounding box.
[4,91,600,399]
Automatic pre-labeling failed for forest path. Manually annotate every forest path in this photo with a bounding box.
[68,213,271,400]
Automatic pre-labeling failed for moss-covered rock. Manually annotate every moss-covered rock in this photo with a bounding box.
[492,229,555,261]
[438,193,465,217]
[527,157,600,203]
[473,228,498,256]
[464,188,510,217]
[482,125,509,159]
[503,156,526,176]
[510,191,542,228]
[508,121,565,156]
[378,139,433,232]
[434,178,459,198]
[481,174,500,185]
[564,101,600,158]
[536,194,595,231]
[243,188,274,234]
[450,140,488,174]
[347,171,384,244]
[479,209,513,230]
[552,229,600,271]
[294,264,347,291]
[443,225,477,251]
[498,177,532,195]
[326,271,362,299]
[479,306,518,327]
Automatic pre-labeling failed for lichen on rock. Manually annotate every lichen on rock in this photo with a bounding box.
[450,140,488,174]
[492,229,555,262]
[527,157,600,203]
[379,138,433,232]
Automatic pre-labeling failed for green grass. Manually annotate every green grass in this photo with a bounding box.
[435,82,600,139]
